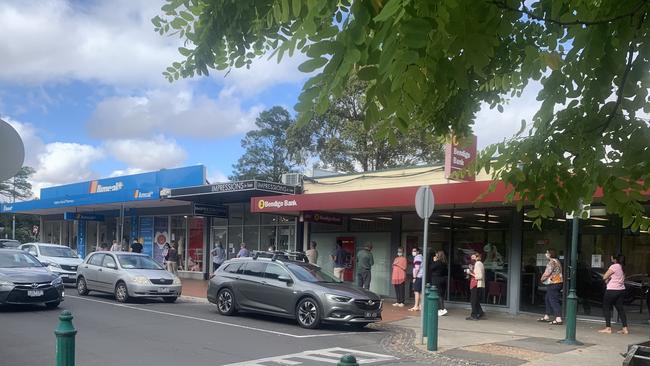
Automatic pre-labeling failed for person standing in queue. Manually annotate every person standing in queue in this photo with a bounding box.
[538,248,563,325]
[391,247,407,307]
[331,242,347,281]
[599,254,629,334]
[305,241,319,265]
[130,239,143,254]
[466,252,485,320]
[431,250,449,316]
[165,242,179,274]
[236,242,250,258]
[409,247,424,312]
[356,243,374,290]
[211,243,226,271]
[110,239,121,252]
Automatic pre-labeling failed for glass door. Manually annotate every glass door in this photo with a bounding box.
[210,227,227,274]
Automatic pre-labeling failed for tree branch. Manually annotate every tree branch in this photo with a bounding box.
[490,0,648,26]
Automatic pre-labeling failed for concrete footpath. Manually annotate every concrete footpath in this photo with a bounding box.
[392,309,649,366]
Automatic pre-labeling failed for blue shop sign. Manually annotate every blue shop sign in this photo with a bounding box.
[64,212,105,221]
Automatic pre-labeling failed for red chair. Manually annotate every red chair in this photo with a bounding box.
[487,281,504,304]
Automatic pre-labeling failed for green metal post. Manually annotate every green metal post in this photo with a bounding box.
[337,354,359,366]
[427,285,439,351]
[560,216,583,345]
[423,284,431,338]
[55,310,77,366]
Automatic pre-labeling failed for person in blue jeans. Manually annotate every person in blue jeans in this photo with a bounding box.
[538,248,563,325]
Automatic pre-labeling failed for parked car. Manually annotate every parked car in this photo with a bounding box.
[0,239,21,248]
[19,243,83,285]
[585,268,649,305]
[0,249,64,308]
[76,252,182,303]
[208,253,383,329]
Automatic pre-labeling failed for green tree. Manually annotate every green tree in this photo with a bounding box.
[230,107,303,181]
[0,166,35,202]
[291,76,444,172]
[154,1,650,230]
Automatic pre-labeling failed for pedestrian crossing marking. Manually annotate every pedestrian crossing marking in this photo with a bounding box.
[221,347,398,365]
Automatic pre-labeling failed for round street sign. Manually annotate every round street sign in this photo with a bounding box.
[415,185,434,219]
[0,119,25,181]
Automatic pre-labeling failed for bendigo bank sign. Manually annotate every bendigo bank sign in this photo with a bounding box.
[444,134,477,181]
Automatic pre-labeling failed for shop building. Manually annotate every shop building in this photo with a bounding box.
[251,165,650,322]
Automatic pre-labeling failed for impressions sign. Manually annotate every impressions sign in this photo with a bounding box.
[444,134,477,182]
[169,180,297,197]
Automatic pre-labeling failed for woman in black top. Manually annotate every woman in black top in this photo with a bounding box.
[430,250,448,316]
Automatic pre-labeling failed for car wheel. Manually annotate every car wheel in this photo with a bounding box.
[296,297,321,329]
[162,296,178,303]
[77,276,89,296]
[115,282,129,303]
[45,301,60,309]
[216,288,237,316]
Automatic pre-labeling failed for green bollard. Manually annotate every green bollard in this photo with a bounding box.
[427,286,439,352]
[337,354,359,366]
[423,284,431,337]
[55,310,77,366]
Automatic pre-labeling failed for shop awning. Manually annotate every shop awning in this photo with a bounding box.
[164,180,298,206]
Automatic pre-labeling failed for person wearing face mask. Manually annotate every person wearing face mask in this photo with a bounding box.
[409,248,424,312]
[538,248,563,325]
[430,250,448,316]
[598,254,629,334]
[466,252,485,320]
[391,247,407,307]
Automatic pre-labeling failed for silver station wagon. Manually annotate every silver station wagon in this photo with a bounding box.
[76,251,182,303]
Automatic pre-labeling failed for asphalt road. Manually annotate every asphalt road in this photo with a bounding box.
[0,289,426,366]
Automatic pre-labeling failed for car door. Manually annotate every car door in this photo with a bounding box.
[83,253,105,291]
[236,261,268,310]
[259,263,297,314]
[98,254,120,292]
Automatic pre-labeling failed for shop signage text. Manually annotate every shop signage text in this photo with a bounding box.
[444,134,477,182]
[302,212,343,225]
[64,212,105,221]
[193,204,228,218]
[257,199,298,210]
[134,190,154,199]
[90,180,124,194]
[168,179,296,197]
[256,181,296,194]
[211,181,255,193]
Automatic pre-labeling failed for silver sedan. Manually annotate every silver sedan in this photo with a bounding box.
[76,251,182,303]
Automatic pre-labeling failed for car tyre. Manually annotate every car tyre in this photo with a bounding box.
[296,297,321,329]
[162,296,178,303]
[77,276,89,296]
[115,281,129,303]
[216,288,237,316]
[45,301,60,309]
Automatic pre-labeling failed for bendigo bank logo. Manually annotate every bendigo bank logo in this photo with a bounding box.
[89,180,124,194]
[257,199,298,210]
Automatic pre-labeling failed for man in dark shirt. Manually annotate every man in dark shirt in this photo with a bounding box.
[330,242,347,281]
[130,239,143,254]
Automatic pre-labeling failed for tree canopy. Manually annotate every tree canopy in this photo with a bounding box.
[154,0,650,230]
[230,107,302,181]
[290,75,444,172]
[0,166,35,202]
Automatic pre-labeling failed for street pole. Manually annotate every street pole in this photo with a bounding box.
[560,209,583,345]
[420,200,430,345]
[11,176,15,240]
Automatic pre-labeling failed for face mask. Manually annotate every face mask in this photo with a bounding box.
[397,251,403,256]
[545,253,551,259]
[412,252,417,256]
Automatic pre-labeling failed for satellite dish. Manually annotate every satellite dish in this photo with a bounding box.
[0,119,25,181]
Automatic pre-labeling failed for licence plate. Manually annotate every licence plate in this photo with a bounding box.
[27,290,44,297]
[365,312,377,318]
[159,287,170,293]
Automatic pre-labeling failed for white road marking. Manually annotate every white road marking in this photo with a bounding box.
[67,295,365,339]
[221,347,397,365]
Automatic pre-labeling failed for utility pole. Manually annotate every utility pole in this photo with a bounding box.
[11,176,15,240]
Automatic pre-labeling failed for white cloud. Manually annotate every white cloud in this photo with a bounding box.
[0,0,179,86]
[207,170,229,184]
[4,118,46,167]
[31,142,104,194]
[473,83,542,150]
[87,89,262,139]
[108,168,145,177]
[104,135,187,171]
[222,55,310,96]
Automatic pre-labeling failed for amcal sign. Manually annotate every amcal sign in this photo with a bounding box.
[133,190,154,199]
[257,198,298,210]
[444,134,477,182]
[89,180,124,194]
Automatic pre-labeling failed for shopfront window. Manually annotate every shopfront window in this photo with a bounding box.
[188,217,205,272]
[170,216,187,270]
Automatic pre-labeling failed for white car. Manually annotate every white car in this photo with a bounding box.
[19,243,83,285]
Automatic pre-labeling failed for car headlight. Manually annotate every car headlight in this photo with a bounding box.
[51,276,63,286]
[48,262,62,269]
[0,280,14,290]
[130,276,150,285]
[326,294,352,303]
[173,276,181,285]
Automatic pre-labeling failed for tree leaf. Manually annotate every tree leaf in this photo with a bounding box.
[373,0,402,22]
[298,57,328,72]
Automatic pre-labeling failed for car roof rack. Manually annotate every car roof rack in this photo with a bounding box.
[251,250,309,263]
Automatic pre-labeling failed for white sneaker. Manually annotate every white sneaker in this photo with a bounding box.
[397,303,404,307]
[440,309,448,316]
[392,303,399,307]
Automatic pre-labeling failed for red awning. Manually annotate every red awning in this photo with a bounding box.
[251,180,512,213]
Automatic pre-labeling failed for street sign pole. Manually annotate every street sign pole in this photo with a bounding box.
[415,186,434,345]
[561,202,584,345]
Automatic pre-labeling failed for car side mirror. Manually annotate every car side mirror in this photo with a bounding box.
[39,260,50,267]
[106,263,117,270]
[277,275,293,285]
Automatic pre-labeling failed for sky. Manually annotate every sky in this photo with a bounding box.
[0,0,540,199]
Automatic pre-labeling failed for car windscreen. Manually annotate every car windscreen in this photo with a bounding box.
[285,263,340,283]
[39,246,77,258]
[116,255,163,270]
[0,251,44,268]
